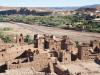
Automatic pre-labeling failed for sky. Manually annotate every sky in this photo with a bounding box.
[0,0,100,7]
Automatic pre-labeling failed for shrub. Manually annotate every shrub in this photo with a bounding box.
[24,35,33,44]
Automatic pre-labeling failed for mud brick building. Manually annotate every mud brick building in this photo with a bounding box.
[49,35,61,51]
[61,35,77,52]
[78,40,100,61]
[34,34,45,50]
[0,33,99,75]
[16,34,24,45]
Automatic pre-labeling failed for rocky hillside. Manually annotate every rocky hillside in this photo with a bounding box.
[77,4,100,11]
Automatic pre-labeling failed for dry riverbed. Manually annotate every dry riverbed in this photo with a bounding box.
[0,22,100,43]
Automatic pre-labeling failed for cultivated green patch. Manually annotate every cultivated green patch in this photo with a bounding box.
[0,15,100,33]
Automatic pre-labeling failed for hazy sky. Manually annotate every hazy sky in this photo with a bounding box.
[0,0,100,7]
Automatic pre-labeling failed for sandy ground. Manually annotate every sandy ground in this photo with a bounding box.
[59,61,100,75]
[0,22,33,36]
[0,22,100,43]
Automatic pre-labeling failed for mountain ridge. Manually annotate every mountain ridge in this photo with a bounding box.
[0,4,99,11]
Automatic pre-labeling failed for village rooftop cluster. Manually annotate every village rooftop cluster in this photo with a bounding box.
[0,33,99,75]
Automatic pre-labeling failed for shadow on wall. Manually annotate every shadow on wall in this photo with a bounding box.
[71,53,78,61]
[40,64,51,73]
[15,50,33,59]
[0,64,7,73]
[15,51,29,59]
[94,58,100,65]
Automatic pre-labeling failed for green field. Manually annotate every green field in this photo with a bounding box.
[0,14,100,33]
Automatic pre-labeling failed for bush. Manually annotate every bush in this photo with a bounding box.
[2,35,12,43]
[24,35,32,44]
[0,31,4,38]
[3,27,13,31]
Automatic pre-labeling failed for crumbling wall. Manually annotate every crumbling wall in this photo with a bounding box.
[8,53,50,72]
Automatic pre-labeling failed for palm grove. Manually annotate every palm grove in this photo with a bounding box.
[0,8,99,33]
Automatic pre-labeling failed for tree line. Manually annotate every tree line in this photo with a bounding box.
[0,14,100,33]
[0,8,52,16]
